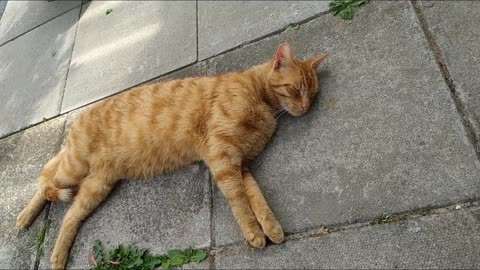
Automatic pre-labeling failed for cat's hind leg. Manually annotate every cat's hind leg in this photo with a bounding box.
[17,151,64,229]
[50,171,117,270]
[242,166,284,244]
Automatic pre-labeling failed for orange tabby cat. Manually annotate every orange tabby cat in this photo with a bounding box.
[16,43,328,269]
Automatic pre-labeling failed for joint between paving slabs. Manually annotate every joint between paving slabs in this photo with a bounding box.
[0,3,83,48]
[211,198,480,254]
[411,1,480,160]
[58,4,83,116]
[199,7,334,63]
[208,171,217,269]
[195,0,199,63]
[33,202,51,270]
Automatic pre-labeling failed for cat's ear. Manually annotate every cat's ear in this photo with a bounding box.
[308,53,330,70]
[273,43,294,71]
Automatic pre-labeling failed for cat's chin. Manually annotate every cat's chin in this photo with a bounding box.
[288,111,304,117]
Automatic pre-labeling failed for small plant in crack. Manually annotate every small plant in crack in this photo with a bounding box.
[329,0,369,20]
[89,240,207,270]
[34,219,50,259]
[371,214,394,225]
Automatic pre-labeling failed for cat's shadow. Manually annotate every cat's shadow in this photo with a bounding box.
[317,69,331,81]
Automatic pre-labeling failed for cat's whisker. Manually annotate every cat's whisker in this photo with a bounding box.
[276,110,288,120]
[274,108,285,116]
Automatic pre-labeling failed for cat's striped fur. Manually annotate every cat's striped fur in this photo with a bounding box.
[16,43,328,269]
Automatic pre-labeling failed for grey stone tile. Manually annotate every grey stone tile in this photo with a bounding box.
[0,0,81,45]
[0,7,79,138]
[198,1,330,60]
[61,1,197,113]
[208,2,480,246]
[420,2,480,152]
[0,1,7,22]
[154,62,207,83]
[0,117,66,269]
[215,207,480,269]
[40,163,211,269]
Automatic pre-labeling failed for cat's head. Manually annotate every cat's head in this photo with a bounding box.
[267,43,329,116]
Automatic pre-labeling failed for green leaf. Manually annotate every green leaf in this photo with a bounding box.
[106,9,113,15]
[338,6,353,20]
[169,256,185,266]
[350,0,367,6]
[287,23,300,30]
[108,246,119,261]
[167,250,187,266]
[190,250,207,263]
[161,256,170,270]
[126,257,143,268]
[329,0,368,20]
[89,242,208,270]
[167,249,186,259]
[143,255,164,270]
[93,240,104,261]
[119,244,128,258]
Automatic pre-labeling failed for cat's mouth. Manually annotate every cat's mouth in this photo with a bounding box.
[285,107,304,117]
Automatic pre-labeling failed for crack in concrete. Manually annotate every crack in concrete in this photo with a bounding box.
[411,0,480,161]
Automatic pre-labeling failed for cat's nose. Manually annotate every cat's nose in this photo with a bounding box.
[302,103,310,113]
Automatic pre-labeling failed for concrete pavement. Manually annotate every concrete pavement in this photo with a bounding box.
[1,1,479,269]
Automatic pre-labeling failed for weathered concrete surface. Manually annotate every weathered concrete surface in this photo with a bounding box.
[215,207,480,269]
[40,163,211,269]
[198,1,330,60]
[0,117,65,269]
[0,0,81,45]
[209,2,480,246]
[0,1,7,22]
[156,62,207,83]
[420,2,480,151]
[0,8,79,138]
[61,1,197,113]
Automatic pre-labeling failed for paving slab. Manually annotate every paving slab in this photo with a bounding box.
[208,2,480,246]
[0,1,7,21]
[420,2,480,151]
[198,1,330,60]
[215,207,480,269]
[0,7,79,138]
[61,1,197,113]
[0,0,81,45]
[0,117,66,269]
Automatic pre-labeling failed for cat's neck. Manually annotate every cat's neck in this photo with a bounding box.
[244,62,280,110]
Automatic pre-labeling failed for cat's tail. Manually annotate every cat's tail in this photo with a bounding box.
[39,150,73,202]
[17,150,72,229]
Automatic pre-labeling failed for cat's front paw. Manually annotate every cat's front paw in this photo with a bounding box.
[245,229,266,248]
[51,249,68,270]
[263,219,284,244]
